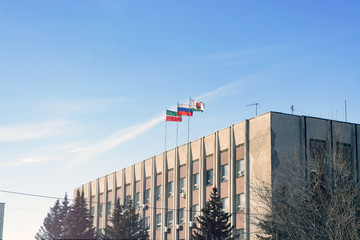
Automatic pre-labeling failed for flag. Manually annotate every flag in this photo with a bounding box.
[190,99,205,112]
[177,103,193,116]
[166,110,182,122]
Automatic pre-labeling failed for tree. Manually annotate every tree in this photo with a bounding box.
[192,187,235,240]
[253,142,360,240]
[35,199,65,240]
[103,198,148,240]
[65,189,96,239]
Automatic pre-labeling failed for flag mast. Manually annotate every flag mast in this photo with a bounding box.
[165,109,167,152]
[188,97,191,143]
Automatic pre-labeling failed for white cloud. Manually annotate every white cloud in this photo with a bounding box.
[67,114,165,167]
[0,120,70,142]
[0,156,54,167]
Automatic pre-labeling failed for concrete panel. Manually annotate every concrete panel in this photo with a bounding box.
[155,154,163,174]
[249,113,271,184]
[191,139,201,160]
[84,184,90,199]
[234,121,246,146]
[204,133,215,156]
[107,174,114,191]
[218,127,230,151]
[179,165,186,178]
[116,171,123,188]
[332,121,353,143]
[99,177,105,193]
[145,158,152,178]
[178,144,187,165]
[167,150,175,169]
[306,117,330,141]
[125,166,132,184]
[134,163,142,181]
[91,180,97,197]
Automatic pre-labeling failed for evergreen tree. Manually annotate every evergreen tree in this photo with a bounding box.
[193,187,234,240]
[35,199,64,240]
[65,189,96,239]
[103,198,148,240]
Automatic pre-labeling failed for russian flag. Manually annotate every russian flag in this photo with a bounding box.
[177,103,193,116]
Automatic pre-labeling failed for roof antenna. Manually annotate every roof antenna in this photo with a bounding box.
[345,100,347,122]
[246,103,260,116]
[290,105,294,115]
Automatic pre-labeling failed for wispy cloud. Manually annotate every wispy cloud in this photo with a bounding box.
[67,114,165,167]
[0,120,71,142]
[0,156,55,167]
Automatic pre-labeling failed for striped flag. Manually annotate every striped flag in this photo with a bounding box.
[177,103,193,116]
[166,110,182,122]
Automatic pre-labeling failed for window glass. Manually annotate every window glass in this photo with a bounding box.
[192,204,199,221]
[236,159,245,177]
[99,204,103,217]
[180,177,186,193]
[167,211,173,226]
[235,229,244,240]
[156,214,161,229]
[179,208,185,224]
[206,169,213,186]
[106,202,112,216]
[135,192,140,207]
[221,197,229,212]
[168,182,174,197]
[125,195,131,205]
[236,194,245,212]
[192,173,199,190]
[145,189,151,204]
[221,164,229,182]
[145,216,150,230]
[156,185,162,201]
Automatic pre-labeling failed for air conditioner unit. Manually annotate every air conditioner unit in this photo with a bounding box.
[142,204,149,210]
[180,192,186,198]
[164,227,171,233]
[238,170,244,177]
[176,224,183,231]
[238,204,244,211]
[193,183,198,189]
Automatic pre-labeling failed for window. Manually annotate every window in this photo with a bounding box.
[180,177,186,193]
[90,206,95,217]
[206,169,213,186]
[135,192,140,207]
[156,185,162,201]
[221,164,229,182]
[125,195,131,205]
[99,204,103,217]
[106,202,112,216]
[221,197,229,212]
[192,204,199,221]
[145,216,150,230]
[236,159,245,177]
[156,214,161,229]
[235,229,244,240]
[179,208,185,224]
[193,173,199,190]
[236,193,245,212]
[168,182,174,197]
[167,211,173,226]
[145,189,151,204]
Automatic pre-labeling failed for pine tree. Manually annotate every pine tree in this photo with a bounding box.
[103,198,148,240]
[65,189,96,239]
[192,187,234,240]
[35,199,64,240]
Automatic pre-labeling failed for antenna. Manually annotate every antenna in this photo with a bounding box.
[290,105,294,115]
[345,100,347,122]
[246,103,260,116]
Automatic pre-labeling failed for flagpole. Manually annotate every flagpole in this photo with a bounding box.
[188,97,191,143]
[165,109,167,153]
[176,121,179,148]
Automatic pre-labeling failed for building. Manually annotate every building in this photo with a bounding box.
[74,112,360,240]
[0,203,4,240]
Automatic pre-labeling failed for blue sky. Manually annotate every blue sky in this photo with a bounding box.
[1,0,359,239]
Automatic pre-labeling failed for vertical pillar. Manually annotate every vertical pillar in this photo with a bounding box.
[186,142,192,240]
[162,152,168,240]
[245,120,250,240]
[150,156,156,240]
[229,126,235,229]
[173,148,179,240]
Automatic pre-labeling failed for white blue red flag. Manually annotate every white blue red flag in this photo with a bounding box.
[177,103,193,116]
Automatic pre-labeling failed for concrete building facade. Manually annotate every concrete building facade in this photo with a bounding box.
[74,112,360,240]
